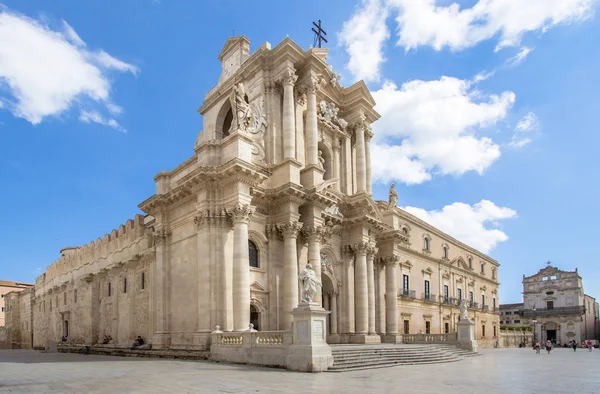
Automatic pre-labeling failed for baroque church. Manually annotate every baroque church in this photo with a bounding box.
[3,36,501,351]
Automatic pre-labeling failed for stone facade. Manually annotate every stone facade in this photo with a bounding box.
[5,36,500,351]
[0,280,33,327]
[501,265,600,345]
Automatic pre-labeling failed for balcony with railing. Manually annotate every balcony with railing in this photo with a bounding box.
[442,297,456,305]
[482,305,489,311]
[422,293,436,302]
[468,301,479,309]
[521,306,585,317]
[399,288,416,299]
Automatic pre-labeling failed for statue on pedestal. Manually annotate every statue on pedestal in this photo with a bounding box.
[299,263,322,304]
[459,299,470,321]
[387,183,398,210]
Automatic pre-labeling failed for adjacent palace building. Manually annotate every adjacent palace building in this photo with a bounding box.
[2,36,500,350]
[500,264,599,345]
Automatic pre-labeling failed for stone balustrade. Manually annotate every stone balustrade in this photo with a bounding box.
[210,330,293,368]
[401,332,458,344]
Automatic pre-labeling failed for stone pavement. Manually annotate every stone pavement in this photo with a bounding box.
[0,348,598,393]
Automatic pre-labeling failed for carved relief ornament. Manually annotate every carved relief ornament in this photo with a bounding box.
[281,69,298,86]
[276,220,303,239]
[226,204,255,224]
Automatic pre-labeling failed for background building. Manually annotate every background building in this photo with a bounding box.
[501,264,599,345]
[0,280,33,326]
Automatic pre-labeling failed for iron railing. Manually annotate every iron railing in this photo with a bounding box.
[422,293,436,302]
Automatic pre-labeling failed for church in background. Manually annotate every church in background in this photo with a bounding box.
[499,264,599,345]
[2,35,500,350]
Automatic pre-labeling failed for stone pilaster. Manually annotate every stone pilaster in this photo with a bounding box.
[152,225,171,348]
[350,242,369,335]
[227,203,254,331]
[330,293,338,335]
[282,70,298,159]
[375,262,386,335]
[365,129,373,195]
[277,220,302,329]
[333,140,341,192]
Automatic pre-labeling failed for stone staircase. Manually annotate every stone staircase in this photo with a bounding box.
[327,344,479,372]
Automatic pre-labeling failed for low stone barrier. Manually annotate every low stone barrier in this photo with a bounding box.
[56,343,209,360]
[400,332,458,344]
[500,330,533,348]
[210,330,293,368]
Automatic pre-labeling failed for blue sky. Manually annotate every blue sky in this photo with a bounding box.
[0,0,598,304]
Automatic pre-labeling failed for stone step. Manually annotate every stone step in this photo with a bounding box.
[328,357,462,372]
[331,356,459,366]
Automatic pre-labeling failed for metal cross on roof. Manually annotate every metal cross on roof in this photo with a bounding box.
[312,20,328,48]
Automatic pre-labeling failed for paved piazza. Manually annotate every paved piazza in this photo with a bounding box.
[0,349,598,393]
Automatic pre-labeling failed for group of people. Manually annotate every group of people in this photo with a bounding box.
[534,339,595,354]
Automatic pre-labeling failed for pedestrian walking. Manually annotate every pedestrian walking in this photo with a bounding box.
[587,340,593,352]
[546,339,552,354]
[572,340,577,352]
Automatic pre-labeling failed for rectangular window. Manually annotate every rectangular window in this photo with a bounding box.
[493,325,497,337]
[425,321,431,334]
[482,294,485,306]
[444,322,449,334]
[141,272,145,290]
[403,275,409,293]
[547,301,554,309]
[49,300,52,311]
[424,280,430,296]
[443,285,449,301]
[123,278,127,294]
[404,320,410,334]
[74,289,77,304]
[457,288,462,301]
[64,292,67,305]
[108,282,112,297]
[469,291,474,302]
[1,307,4,312]
[514,320,520,324]
[482,324,486,337]
[493,298,496,310]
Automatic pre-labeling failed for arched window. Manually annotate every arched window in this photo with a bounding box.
[423,238,430,251]
[468,257,473,269]
[248,240,259,268]
[480,262,485,274]
[402,227,409,235]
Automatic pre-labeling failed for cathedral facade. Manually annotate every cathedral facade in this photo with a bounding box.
[4,36,500,350]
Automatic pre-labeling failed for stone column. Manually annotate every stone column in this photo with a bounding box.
[365,130,373,195]
[277,220,302,330]
[330,293,338,335]
[385,257,399,335]
[305,79,319,166]
[344,137,353,194]
[303,225,325,305]
[366,247,377,335]
[228,204,254,331]
[333,140,341,191]
[353,243,369,334]
[354,122,367,192]
[376,262,386,334]
[282,70,297,159]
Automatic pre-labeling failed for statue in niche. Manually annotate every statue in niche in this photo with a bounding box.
[299,263,322,304]
[387,182,398,210]
[231,82,252,132]
[459,299,470,321]
[318,150,325,170]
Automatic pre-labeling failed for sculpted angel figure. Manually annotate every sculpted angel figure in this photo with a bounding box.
[387,182,398,210]
[318,150,325,170]
[299,263,322,303]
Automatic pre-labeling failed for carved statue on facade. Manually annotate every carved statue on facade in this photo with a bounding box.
[387,182,398,210]
[299,263,321,304]
[231,82,252,132]
[318,150,325,170]
[459,299,470,321]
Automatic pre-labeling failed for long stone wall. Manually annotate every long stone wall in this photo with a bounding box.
[500,330,533,348]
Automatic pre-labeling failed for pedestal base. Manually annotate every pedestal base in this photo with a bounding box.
[350,333,382,344]
[381,334,402,343]
[300,165,325,189]
[286,302,333,372]
[457,320,478,352]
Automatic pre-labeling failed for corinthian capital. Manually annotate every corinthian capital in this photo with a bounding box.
[302,224,331,242]
[226,203,255,224]
[281,69,298,87]
[348,241,371,255]
[276,220,303,239]
[303,77,321,95]
[153,227,171,246]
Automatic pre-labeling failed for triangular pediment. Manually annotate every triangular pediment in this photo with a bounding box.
[451,256,470,270]
[250,281,267,293]
[422,267,434,276]
[218,36,250,61]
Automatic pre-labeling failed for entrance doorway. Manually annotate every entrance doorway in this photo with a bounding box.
[64,320,69,338]
[250,305,260,331]
[546,329,557,342]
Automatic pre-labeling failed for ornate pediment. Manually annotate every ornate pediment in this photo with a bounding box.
[442,270,450,279]
[250,281,267,293]
[422,267,434,276]
[451,256,470,270]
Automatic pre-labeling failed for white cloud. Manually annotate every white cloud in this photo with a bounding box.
[0,9,137,128]
[508,46,534,66]
[370,76,514,184]
[403,199,517,253]
[338,0,390,82]
[509,111,539,148]
[79,110,126,132]
[390,0,596,51]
